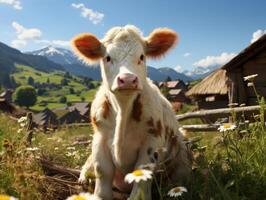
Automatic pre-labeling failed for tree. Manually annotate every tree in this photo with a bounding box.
[46,78,50,84]
[165,76,172,82]
[14,85,37,108]
[69,87,75,94]
[60,78,69,86]
[27,76,35,86]
[59,96,67,103]
[37,88,47,96]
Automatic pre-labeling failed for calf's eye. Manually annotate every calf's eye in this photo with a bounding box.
[106,55,111,62]
[140,54,144,61]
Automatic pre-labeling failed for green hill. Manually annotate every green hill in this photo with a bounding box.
[11,65,99,111]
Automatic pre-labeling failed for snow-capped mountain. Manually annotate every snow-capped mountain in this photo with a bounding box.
[184,65,219,79]
[27,46,78,65]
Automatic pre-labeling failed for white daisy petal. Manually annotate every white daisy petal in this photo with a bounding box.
[218,123,236,132]
[124,169,153,184]
[167,186,187,198]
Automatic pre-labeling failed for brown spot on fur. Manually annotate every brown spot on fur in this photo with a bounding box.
[103,96,110,119]
[147,117,162,137]
[131,94,142,122]
[91,116,98,131]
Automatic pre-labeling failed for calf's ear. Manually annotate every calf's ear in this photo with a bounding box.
[71,33,105,64]
[145,28,178,59]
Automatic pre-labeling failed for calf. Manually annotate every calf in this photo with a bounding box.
[72,25,192,200]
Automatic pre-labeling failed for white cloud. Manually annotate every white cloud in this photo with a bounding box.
[71,3,104,24]
[36,39,70,47]
[11,22,42,48]
[193,52,236,68]
[11,39,26,48]
[0,0,22,10]
[250,29,266,43]
[183,53,191,57]
[12,22,42,40]
[174,65,183,73]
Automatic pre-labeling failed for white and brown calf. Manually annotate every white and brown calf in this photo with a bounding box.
[71,25,192,200]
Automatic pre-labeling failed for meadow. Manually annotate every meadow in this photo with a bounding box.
[0,103,265,199]
[11,65,98,111]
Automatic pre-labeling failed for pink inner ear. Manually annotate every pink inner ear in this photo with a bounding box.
[75,40,91,48]
[72,33,104,61]
[146,28,177,58]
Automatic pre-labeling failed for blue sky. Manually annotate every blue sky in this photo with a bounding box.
[0,0,265,72]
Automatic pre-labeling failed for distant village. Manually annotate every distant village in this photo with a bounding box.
[0,78,189,129]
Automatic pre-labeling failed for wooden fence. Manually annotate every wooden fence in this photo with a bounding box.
[176,105,265,132]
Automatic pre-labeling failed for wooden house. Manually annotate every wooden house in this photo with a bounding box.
[0,98,16,113]
[33,108,58,128]
[68,102,90,121]
[187,34,266,110]
[159,80,187,90]
[56,109,87,124]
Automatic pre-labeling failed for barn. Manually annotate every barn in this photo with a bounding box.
[187,34,266,110]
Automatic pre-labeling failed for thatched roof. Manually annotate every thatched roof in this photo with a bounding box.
[186,69,228,97]
[187,34,266,97]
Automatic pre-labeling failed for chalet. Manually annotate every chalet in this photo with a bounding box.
[68,102,90,120]
[53,102,91,123]
[0,98,15,113]
[159,80,187,90]
[168,89,191,103]
[186,34,266,110]
[58,109,87,124]
[33,108,58,128]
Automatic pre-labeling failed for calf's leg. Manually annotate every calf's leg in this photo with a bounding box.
[92,133,115,200]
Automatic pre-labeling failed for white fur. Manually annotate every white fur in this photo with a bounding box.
[75,25,191,200]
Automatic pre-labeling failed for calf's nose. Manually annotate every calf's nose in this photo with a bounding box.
[117,73,138,89]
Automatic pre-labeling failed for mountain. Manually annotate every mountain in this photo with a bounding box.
[28,46,103,80]
[157,67,192,82]
[0,42,63,72]
[28,46,193,82]
[28,46,77,65]
[0,42,64,87]
[184,65,219,79]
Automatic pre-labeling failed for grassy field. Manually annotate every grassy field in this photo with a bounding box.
[11,65,98,111]
[0,107,265,199]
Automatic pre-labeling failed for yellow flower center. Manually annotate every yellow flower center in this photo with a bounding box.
[132,170,144,176]
[73,196,86,200]
[0,195,11,200]
[223,123,231,129]
[173,187,182,193]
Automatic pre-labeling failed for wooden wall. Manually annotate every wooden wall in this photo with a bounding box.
[227,49,266,106]
[243,50,266,105]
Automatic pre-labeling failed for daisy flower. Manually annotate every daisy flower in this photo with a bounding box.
[18,116,27,124]
[218,123,236,132]
[17,129,23,134]
[0,194,18,200]
[168,186,187,197]
[26,147,40,151]
[243,74,258,82]
[124,169,152,184]
[66,192,94,200]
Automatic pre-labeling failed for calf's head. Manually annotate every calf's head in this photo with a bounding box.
[72,25,177,93]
